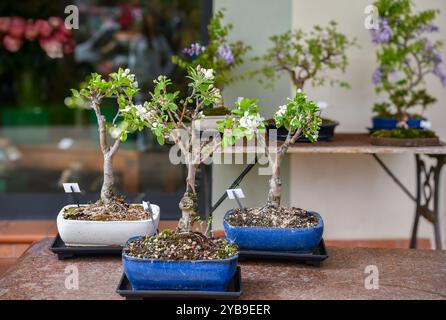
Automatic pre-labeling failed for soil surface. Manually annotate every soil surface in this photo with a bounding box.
[124,230,238,260]
[226,206,319,229]
[63,197,149,221]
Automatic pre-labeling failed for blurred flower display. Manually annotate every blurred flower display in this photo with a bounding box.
[0,16,74,58]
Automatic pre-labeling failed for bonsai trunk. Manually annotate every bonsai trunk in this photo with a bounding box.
[101,153,115,205]
[178,163,199,232]
[267,153,283,208]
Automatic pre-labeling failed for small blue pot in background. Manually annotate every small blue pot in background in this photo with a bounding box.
[223,210,324,253]
[122,236,238,291]
[372,117,424,130]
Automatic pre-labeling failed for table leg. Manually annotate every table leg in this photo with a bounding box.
[411,155,446,250]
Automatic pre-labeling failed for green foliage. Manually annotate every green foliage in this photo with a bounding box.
[252,21,356,90]
[372,128,437,139]
[217,97,266,147]
[70,68,147,142]
[144,66,223,146]
[274,90,322,142]
[172,9,251,90]
[372,0,443,118]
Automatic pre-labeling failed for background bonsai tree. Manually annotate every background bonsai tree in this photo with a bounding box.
[144,65,264,233]
[172,10,251,108]
[252,21,356,92]
[69,69,149,211]
[261,91,321,208]
[371,0,446,128]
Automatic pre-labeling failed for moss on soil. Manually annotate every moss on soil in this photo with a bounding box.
[372,129,437,139]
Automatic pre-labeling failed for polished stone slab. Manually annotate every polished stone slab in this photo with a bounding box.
[0,238,445,300]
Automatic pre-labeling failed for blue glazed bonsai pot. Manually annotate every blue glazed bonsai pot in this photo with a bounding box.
[122,236,238,291]
[223,210,324,253]
[372,117,424,130]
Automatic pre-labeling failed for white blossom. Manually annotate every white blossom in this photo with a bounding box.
[420,120,432,129]
[317,101,328,110]
[239,112,265,135]
[275,105,287,117]
[197,65,215,80]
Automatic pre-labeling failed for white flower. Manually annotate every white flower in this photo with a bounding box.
[237,97,244,103]
[317,101,328,110]
[132,81,139,88]
[275,105,287,117]
[239,113,265,135]
[109,127,122,139]
[124,68,130,75]
[197,65,214,80]
[296,89,302,93]
[420,120,432,129]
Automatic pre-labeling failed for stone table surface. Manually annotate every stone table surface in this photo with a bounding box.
[1,238,445,300]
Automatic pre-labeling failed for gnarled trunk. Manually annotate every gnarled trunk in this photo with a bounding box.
[178,163,198,232]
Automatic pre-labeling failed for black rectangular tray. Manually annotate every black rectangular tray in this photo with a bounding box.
[116,267,243,300]
[238,239,328,266]
[49,234,122,260]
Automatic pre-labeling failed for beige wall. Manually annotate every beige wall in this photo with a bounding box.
[212,0,446,246]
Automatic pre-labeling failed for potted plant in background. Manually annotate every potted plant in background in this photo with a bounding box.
[122,66,263,291]
[224,90,324,253]
[58,68,160,247]
[252,21,356,141]
[370,0,445,146]
[172,9,251,129]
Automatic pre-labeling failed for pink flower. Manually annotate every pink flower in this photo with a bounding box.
[24,20,39,41]
[48,16,63,29]
[0,17,11,33]
[39,37,63,59]
[9,17,26,38]
[3,34,22,52]
[35,19,52,38]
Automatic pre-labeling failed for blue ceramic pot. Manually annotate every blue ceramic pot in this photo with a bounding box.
[122,236,238,291]
[223,210,324,253]
[372,117,424,130]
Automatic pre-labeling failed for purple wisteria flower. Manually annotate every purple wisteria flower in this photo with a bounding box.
[417,23,439,35]
[183,43,205,58]
[423,39,446,86]
[217,44,234,65]
[372,68,383,85]
[371,19,392,44]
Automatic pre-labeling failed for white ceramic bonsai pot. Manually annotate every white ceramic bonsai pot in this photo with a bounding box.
[57,204,160,247]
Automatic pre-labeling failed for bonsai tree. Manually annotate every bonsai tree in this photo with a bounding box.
[172,10,251,107]
[262,91,321,208]
[370,0,446,128]
[143,65,264,233]
[252,21,356,92]
[68,68,150,214]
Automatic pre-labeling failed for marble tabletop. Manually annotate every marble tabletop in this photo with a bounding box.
[1,238,445,300]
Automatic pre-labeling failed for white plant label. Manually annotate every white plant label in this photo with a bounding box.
[63,183,81,193]
[142,201,152,213]
[227,188,245,199]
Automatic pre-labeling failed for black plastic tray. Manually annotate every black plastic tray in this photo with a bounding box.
[116,267,243,300]
[49,234,122,260]
[238,239,328,266]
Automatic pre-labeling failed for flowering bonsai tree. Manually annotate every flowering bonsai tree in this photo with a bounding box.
[224,91,323,253]
[263,91,321,208]
[370,0,446,129]
[67,68,150,218]
[172,10,251,106]
[143,65,264,233]
[252,21,356,91]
